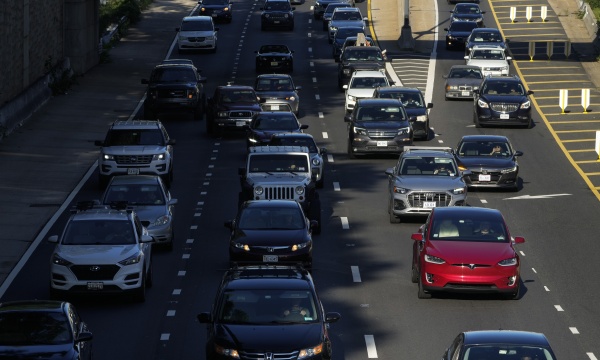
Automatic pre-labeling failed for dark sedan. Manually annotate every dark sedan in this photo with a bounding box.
[225,200,317,268]
[450,3,485,26]
[331,27,367,60]
[198,0,233,23]
[465,27,509,56]
[444,21,479,50]
[373,86,432,140]
[246,111,307,148]
[410,207,524,300]
[255,44,294,73]
[442,330,557,359]
[455,135,522,190]
[473,75,534,128]
[0,300,93,359]
[254,73,301,115]
[443,65,483,100]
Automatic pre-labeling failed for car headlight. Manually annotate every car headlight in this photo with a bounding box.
[248,138,259,143]
[416,115,428,122]
[292,242,309,251]
[217,111,228,117]
[393,186,409,194]
[353,126,368,135]
[447,35,455,40]
[453,187,466,195]
[447,85,459,90]
[329,26,337,31]
[102,153,114,161]
[119,253,142,266]
[178,35,186,41]
[295,186,305,195]
[264,14,270,18]
[52,253,72,266]
[501,166,517,174]
[215,344,240,359]
[311,158,321,166]
[498,257,517,266]
[233,243,250,251]
[520,100,531,109]
[151,215,171,227]
[287,96,296,101]
[425,254,445,264]
[153,153,166,161]
[343,68,351,75]
[254,186,264,195]
[200,7,206,11]
[224,7,230,11]
[477,98,489,109]
[397,127,411,135]
[298,343,323,359]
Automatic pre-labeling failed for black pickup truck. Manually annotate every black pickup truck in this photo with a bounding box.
[205,84,262,136]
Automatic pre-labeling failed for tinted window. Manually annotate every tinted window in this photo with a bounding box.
[270,137,318,152]
[151,67,197,82]
[239,206,304,230]
[62,220,136,245]
[450,22,478,31]
[105,129,165,146]
[248,154,309,172]
[0,311,72,345]
[356,105,405,121]
[181,20,213,31]
[448,68,483,79]
[430,215,508,242]
[105,184,166,205]
[252,115,298,130]
[457,141,512,157]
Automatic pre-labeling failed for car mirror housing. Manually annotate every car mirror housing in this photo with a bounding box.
[410,233,423,241]
[224,220,234,229]
[325,312,341,323]
[197,312,211,323]
[384,168,394,176]
[512,236,525,244]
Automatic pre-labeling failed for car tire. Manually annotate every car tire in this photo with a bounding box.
[134,271,146,303]
[347,141,356,159]
[309,197,322,235]
[388,198,401,223]
[526,119,533,129]
[206,117,214,134]
[146,261,153,288]
[98,175,110,190]
[166,231,174,251]
[162,169,172,188]
[474,113,482,128]
[418,274,432,299]
[506,282,521,300]
[316,175,324,189]
[411,262,419,283]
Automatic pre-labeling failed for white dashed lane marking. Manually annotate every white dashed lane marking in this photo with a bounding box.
[318,112,324,118]
[333,182,341,191]
[341,217,349,229]
[160,334,170,341]
[544,286,550,291]
[327,154,334,163]
[167,310,176,317]
[554,305,564,311]
[178,271,186,276]
[587,353,598,360]
[351,266,361,282]
[322,132,328,139]
[190,225,197,230]
[172,289,182,295]
[364,335,378,358]
[570,327,580,334]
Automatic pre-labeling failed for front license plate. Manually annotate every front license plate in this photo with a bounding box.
[212,14,217,17]
[461,91,470,96]
[236,121,246,127]
[270,104,280,110]
[479,174,491,181]
[270,61,279,66]
[423,201,437,208]
[127,168,140,175]
[377,141,387,147]
[263,255,279,262]
[87,282,103,290]
[500,113,510,119]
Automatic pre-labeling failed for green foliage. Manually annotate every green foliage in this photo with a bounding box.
[587,0,600,20]
[99,0,153,35]
[44,56,77,95]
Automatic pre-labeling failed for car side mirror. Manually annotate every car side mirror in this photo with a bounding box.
[385,167,394,176]
[505,38,510,43]
[409,116,417,122]
[442,75,448,79]
[224,220,234,229]
[426,103,433,109]
[238,167,246,176]
[167,139,176,145]
[75,332,93,343]
[48,235,59,243]
[292,6,296,10]
[506,56,512,60]
[197,313,211,323]
[482,11,486,14]
[344,114,352,122]
[199,77,208,83]
[296,85,302,90]
[300,124,309,129]
[527,90,534,95]
[512,236,525,244]
[473,89,480,95]
[461,169,472,176]
[141,234,154,243]
[325,312,341,323]
[411,233,423,241]
[514,150,523,157]
[342,85,348,90]
[443,28,449,31]
[215,27,220,32]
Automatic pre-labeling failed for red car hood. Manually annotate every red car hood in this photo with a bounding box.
[427,240,516,264]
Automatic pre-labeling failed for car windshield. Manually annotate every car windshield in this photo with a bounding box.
[104,184,166,205]
[270,137,318,153]
[252,115,298,130]
[356,106,406,121]
[449,68,483,79]
[399,156,457,176]
[325,4,350,14]
[248,154,309,173]
[470,49,505,60]
[239,206,305,230]
[217,290,318,324]
[180,20,213,31]
[332,11,361,20]
[264,2,291,10]
[151,67,197,82]
[255,78,293,91]
[430,217,508,242]
[105,129,165,146]
[350,77,388,89]
[0,311,72,345]
[472,31,502,42]
[457,141,512,157]
[342,49,383,61]
[462,345,556,360]
[336,28,364,38]
[62,220,136,245]
[455,5,481,14]
[259,45,289,53]
[482,82,524,95]
[450,22,478,31]
[378,92,425,108]
[220,90,258,103]
[202,0,228,4]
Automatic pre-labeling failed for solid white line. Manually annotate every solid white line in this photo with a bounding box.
[386,62,402,86]
[554,305,564,311]
[570,327,580,334]
[0,161,98,297]
[327,154,334,163]
[351,266,362,282]
[322,132,328,139]
[333,182,341,191]
[172,289,182,295]
[178,271,186,276]
[315,94,320,100]
[160,333,170,341]
[341,217,350,229]
[167,310,176,316]
[544,286,550,291]
[587,353,598,360]
[364,335,378,358]
[182,254,190,259]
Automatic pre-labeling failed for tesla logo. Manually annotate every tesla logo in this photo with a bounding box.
[468,264,476,270]
[90,266,100,272]
[267,247,274,253]
[265,353,273,360]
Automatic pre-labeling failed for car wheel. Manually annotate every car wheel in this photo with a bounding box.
[389,198,401,223]
[506,281,521,300]
[411,262,419,283]
[211,44,217,53]
[309,198,322,235]
[526,119,533,129]
[166,231,174,251]
[134,271,146,302]
[162,169,172,188]
[146,260,153,288]
[347,141,356,159]
[418,273,432,299]
[316,175,324,189]
[474,113,482,128]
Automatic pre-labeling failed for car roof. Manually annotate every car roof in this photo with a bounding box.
[325,2,351,8]
[223,266,313,290]
[182,15,213,22]
[432,206,503,219]
[256,111,297,118]
[0,300,67,313]
[376,86,421,94]
[351,70,387,78]
[454,2,480,7]
[107,175,162,186]
[460,134,509,142]
[471,27,501,33]
[462,330,551,347]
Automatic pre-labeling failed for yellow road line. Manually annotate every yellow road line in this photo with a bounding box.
[550,120,600,124]
[555,130,599,133]
[561,139,595,142]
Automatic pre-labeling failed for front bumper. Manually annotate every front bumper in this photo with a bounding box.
[50,263,144,293]
[178,38,216,50]
[349,136,412,155]
[145,221,174,245]
[98,158,170,177]
[420,263,520,294]
[463,169,518,188]
[390,191,466,216]
[476,107,531,127]
[262,17,294,28]
[214,117,254,132]
[229,245,312,265]
[256,58,293,72]
[199,9,232,21]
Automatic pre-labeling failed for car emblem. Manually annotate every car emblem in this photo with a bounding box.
[481,169,487,174]
[267,247,274,253]
[468,264,476,270]
[424,193,435,198]
[90,266,101,272]
[265,353,273,360]
[130,156,137,162]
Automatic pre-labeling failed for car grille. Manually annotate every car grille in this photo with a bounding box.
[157,89,188,98]
[229,111,253,118]
[114,155,153,165]
[268,13,288,19]
[239,351,300,360]
[483,67,502,71]
[408,192,451,207]
[490,103,519,112]
[367,130,397,139]
[187,37,206,42]
[252,245,290,253]
[262,186,297,200]
[458,85,473,91]
[70,265,120,281]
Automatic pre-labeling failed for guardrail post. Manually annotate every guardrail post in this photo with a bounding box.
[546,41,554,60]
[559,89,568,114]
[526,6,533,22]
[510,7,516,23]
[582,89,590,113]
[529,41,535,61]
[541,6,547,22]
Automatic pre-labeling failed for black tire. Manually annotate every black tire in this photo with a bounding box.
[389,198,400,223]
[347,141,356,159]
[166,231,174,251]
[134,271,146,302]
[162,168,172,188]
[146,261,153,288]
[474,113,482,128]
[418,274,432,299]
[309,197,322,235]
[525,119,533,129]
[411,262,419,283]
[506,281,521,300]
[316,175,324,189]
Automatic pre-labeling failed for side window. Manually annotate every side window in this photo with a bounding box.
[161,126,169,142]
[451,336,464,360]
[68,306,81,337]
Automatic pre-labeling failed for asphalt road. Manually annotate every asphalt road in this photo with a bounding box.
[2,0,600,359]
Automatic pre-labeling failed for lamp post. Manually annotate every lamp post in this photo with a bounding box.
[399,0,414,50]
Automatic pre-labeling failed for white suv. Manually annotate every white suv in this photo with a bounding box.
[464,45,511,76]
[343,70,391,112]
[95,120,175,188]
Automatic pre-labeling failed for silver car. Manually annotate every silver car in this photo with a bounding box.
[101,175,177,250]
[443,65,483,100]
[269,133,327,188]
[253,73,301,116]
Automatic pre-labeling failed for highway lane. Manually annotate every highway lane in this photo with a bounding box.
[2,0,600,358]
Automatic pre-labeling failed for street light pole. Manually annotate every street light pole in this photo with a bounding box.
[399,0,414,50]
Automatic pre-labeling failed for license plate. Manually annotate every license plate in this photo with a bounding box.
[212,14,217,17]
[423,201,437,208]
[87,282,103,290]
[127,168,140,175]
[274,21,280,24]
[236,121,246,127]
[461,91,470,96]
[377,141,387,147]
[479,174,491,181]
[500,113,509,119]
[270,104,280,110]
[263,255,279,262]
[270,61,279,66]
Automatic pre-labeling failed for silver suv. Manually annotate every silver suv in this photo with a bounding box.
[384,146,470,223]
[95,120,175,188]
[239,146,321,233]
